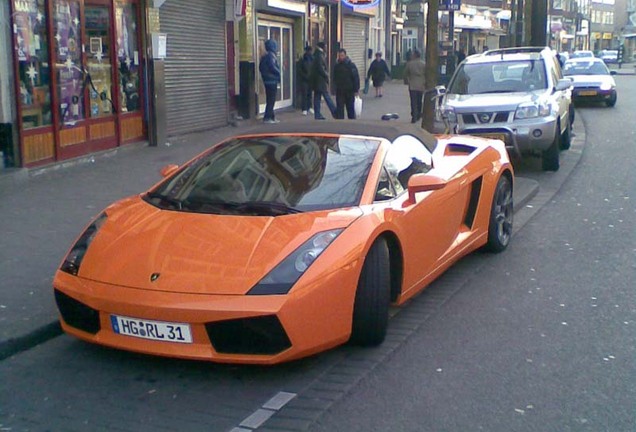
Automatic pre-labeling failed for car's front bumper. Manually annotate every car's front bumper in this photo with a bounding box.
[572,87,616,103]
[53,262,361,364]
[453,115,558,157]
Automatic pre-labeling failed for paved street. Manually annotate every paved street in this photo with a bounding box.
[1,74,634,431]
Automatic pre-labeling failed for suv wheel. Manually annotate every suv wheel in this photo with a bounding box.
[560,117,572,151]
[542,129,560,171]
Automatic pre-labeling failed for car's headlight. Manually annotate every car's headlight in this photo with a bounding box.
[515,102,551,119]
[247,229,343,295]
[599,82,613,91]
[60,213,107,276]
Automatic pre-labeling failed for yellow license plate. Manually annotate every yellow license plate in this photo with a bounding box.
[578,90,597,96]
[476,133,506,142]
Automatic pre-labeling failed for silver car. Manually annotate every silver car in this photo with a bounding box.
[438,47,573,171]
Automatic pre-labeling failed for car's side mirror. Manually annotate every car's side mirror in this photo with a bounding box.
[555,79,572,92]
[610,70,617,75]
[407,174,447,203]
[160,164,179,178]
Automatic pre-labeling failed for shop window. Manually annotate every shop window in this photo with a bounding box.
[14,0,52,129]
[54,0,85,124]
[116,2,141,113]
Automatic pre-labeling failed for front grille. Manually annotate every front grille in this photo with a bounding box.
[54,290,100,334]
[462,112,511,125]
[205,315,291,355]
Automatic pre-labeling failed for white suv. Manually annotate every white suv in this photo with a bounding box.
[438,47,573,171]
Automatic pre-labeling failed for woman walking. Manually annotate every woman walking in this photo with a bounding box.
[366,52,390,97]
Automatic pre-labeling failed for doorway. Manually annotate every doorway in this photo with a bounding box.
[257,20,293,113]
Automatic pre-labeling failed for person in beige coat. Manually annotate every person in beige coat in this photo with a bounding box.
[403,49,426,123]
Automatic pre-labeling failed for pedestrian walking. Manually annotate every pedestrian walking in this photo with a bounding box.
[403,49,426,124]
[297,45,314,115]
[367,52,391,97]
[310,41,336,120]
[456,48,466,65]
[259,39,281,124]
[333,49,360,119]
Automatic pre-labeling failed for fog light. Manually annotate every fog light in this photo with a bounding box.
[532,129,543,138]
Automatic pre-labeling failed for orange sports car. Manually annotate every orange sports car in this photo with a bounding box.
[53,121,514,364]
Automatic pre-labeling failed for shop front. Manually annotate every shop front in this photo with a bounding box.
[9,0,145,168]
[342,5,374,85]
[254,0,306,115]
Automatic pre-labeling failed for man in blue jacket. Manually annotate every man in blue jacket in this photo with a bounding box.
[259,39,281,123]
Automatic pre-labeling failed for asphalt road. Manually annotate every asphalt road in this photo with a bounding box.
[306,75,636,432]
[1,77,634,431]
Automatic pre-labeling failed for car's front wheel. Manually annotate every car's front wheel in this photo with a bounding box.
[542,127,561,171]
[606,92,617,107]
[484,175,513,253]
[350,238,391,346]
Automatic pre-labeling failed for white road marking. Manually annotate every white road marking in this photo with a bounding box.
[231,391,298,431]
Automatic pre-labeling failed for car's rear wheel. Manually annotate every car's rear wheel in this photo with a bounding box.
[606,93,617,107]
[350,238,390,346]
[484,175,513,253]
[542,127,560,171]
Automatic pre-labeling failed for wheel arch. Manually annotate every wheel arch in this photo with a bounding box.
[376,231,403,303]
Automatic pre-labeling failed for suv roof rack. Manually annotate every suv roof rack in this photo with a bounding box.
[484,47,548,56]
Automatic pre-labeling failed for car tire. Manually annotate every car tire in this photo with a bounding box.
[560,116,572,151]
[606,93,617,107]
[542,128,560,171]
[484,175,513,253]
[350,238,391,346]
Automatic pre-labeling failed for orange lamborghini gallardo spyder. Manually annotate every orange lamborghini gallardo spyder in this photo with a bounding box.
[53,121,514,364]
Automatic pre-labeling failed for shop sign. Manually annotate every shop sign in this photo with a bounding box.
[439,0,461,11]
[342,0,380,8]
[13,0,37,13]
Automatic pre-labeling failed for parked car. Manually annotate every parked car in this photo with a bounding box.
[571,50,594,59]
[437,46,573,171]
[53,121,514,364]
[598,49,619,64]
[563,57,617,107]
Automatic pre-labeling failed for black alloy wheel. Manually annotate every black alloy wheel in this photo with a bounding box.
[484,175,513,253]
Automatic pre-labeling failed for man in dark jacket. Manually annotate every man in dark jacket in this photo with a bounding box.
[310,41,336,120]
[333,49,360,119]
[297,45,313,115]
[259,39,281,123]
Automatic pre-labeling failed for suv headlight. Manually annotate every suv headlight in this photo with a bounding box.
[515,102,551,119]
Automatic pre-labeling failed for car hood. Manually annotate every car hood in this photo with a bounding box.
[79,197,362,295]
[567,74,615,88]
[443,90,546,112]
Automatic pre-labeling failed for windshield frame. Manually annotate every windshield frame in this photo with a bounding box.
[143,134,382,215]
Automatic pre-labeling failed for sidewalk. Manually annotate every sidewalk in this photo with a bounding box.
[0,81,540,359]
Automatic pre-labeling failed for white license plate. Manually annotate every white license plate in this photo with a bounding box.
[111,315,193,344]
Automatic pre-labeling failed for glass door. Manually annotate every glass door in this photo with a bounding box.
[257,21,293,113]
[85,4,114,119]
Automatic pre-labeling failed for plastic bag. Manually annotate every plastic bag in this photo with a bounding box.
[354,96,363,118]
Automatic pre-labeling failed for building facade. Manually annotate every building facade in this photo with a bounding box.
[1,0,386,170]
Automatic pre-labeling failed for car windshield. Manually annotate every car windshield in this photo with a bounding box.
[448,59,547,94]
[563,61,609,76]
[145,135,380,215]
